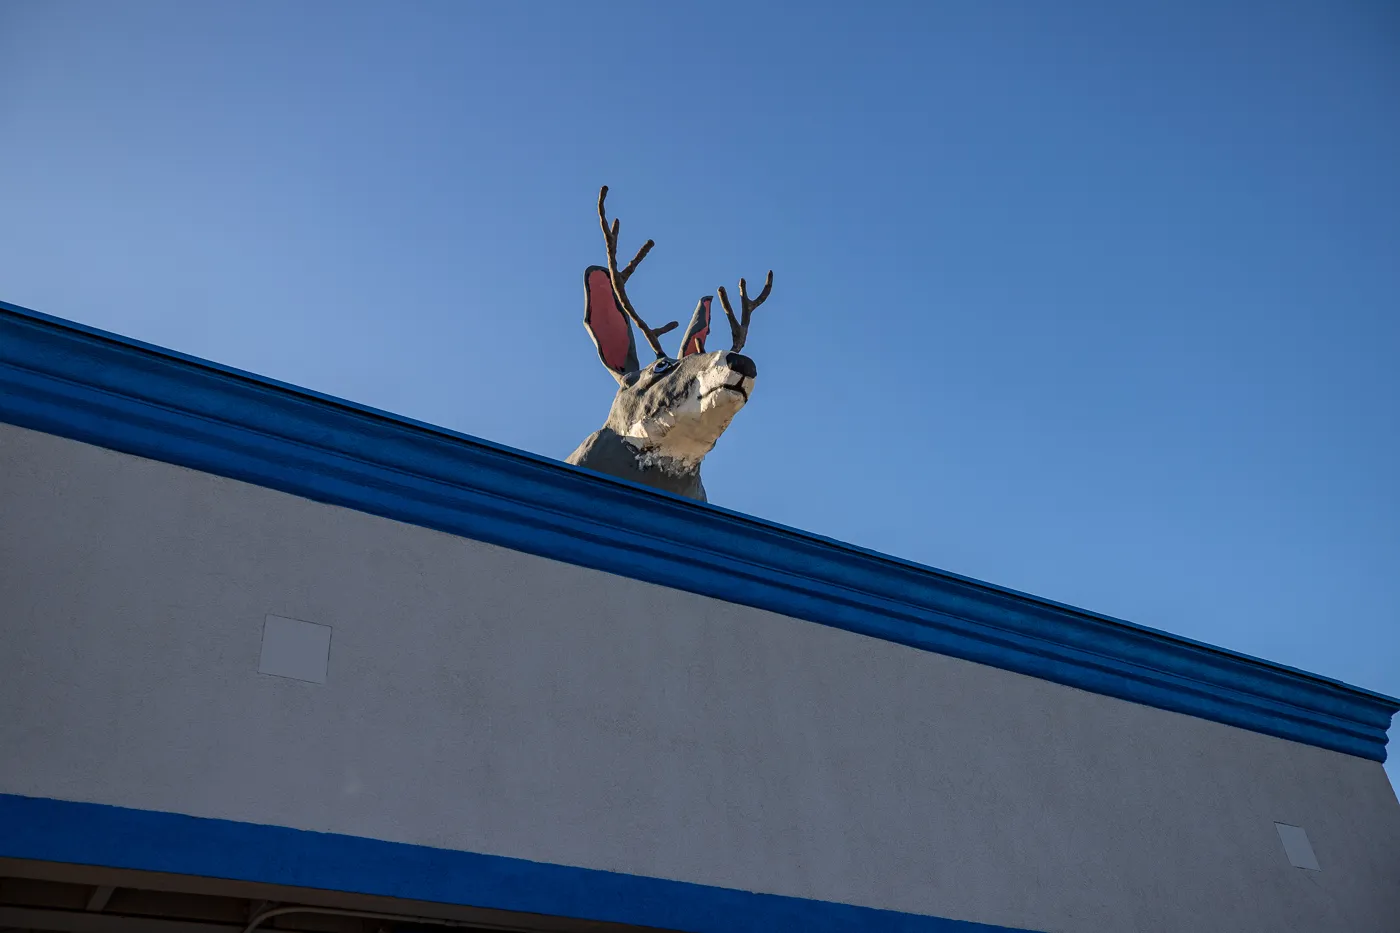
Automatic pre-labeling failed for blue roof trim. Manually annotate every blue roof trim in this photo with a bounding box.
[1,299,1395,761]
[0,794,1031,933]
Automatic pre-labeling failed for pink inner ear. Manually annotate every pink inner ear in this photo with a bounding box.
[683,297,711,357]
[587,269,631,371]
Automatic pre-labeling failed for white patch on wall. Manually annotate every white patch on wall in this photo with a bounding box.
[1274,822,1320,871]
[258,615,332,684]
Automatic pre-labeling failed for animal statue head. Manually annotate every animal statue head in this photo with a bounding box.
[566,186,773,502]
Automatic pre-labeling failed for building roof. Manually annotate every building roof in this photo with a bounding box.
[2,297,1395,762]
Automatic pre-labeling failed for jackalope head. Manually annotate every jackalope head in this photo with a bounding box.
[565,186,773,502]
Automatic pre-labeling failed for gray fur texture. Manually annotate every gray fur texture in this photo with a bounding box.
[567,349,757,501]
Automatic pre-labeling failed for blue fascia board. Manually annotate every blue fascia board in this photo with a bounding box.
[1,299,1395,762]
[0,794,1032,933]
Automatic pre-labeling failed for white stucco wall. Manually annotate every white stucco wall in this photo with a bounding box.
[2,421,1397,932]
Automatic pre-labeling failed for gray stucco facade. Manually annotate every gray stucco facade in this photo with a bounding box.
[3,419,1398,932]
[1,299,1397,933]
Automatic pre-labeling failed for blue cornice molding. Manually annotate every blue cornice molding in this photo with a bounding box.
[1,298,1395,762]
[0,794,1029,933]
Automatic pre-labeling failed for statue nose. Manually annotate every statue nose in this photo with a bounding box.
[726,352,757,379]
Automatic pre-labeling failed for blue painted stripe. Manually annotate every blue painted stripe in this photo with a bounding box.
[0,299,1395,761]
[0,794,1031,933]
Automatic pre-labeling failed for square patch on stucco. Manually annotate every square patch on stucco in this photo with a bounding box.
[258,615,332,684]
[1274,822,1320,871]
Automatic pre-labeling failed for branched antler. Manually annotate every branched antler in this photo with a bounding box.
[598,186,677,360]
[716,270,773,353]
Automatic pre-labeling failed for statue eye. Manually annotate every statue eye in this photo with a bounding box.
[652,358,674,374]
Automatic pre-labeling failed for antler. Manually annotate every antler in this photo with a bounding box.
[716,270,773,353]
[598,186,677,360]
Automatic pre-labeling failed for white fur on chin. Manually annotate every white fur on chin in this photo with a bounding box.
[623,371,752,475]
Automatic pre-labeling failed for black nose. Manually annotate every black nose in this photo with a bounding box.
[726,352,757,379]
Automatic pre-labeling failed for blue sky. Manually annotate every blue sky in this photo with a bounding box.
[2,1,1397,786]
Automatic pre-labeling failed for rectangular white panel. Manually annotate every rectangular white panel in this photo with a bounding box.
[258,615,332,684]
[1274,823,1321,871]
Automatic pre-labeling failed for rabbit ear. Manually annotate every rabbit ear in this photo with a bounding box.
[679,296,712,357]
[584,265,639,380]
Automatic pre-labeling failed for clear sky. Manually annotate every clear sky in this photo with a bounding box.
[3,1,1397,786]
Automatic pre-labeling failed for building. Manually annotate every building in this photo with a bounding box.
[2,299,1397,932]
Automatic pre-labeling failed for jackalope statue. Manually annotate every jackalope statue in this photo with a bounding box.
[567,186,773,502]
